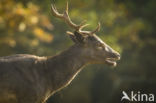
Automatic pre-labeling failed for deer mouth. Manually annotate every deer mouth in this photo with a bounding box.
[105,57,120,67]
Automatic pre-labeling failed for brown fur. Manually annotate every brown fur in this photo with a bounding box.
[0,42,119,103]
[0,32,121,103]
[0,3,121,102]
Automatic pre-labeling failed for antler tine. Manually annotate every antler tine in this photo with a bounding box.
[51,2,89,30]
[79,20,87,27]
[65,2,69,14]
[90,22,101,34]
[63,2,78,30]
[79,24,90,31]
[51,4,63,18]
[79,20,90,31]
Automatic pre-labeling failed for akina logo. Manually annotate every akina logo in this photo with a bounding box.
[121,91,155,102]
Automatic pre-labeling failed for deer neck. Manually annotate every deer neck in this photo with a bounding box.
[45,45,88,92]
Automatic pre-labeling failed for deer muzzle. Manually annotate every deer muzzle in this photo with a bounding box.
[105,52,120,67]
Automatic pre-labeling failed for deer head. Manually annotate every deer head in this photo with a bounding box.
[51,2,120,66]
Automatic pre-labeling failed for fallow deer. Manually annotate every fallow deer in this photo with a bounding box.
[0,3,120,103]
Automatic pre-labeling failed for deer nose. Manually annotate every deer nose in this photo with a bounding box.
[115,52,120,60]
[105,46,120,59]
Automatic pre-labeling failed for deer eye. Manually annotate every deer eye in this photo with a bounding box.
[96,43,104,50]
[96,42,103,47]
[96,46,103,50]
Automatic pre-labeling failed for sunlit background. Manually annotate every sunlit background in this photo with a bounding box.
[0,0,156,103]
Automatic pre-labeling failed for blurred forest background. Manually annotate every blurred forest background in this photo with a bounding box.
[0,0,156,103]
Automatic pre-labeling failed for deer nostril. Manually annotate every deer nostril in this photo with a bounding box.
[116,53,120,60]
[117,53,120,57]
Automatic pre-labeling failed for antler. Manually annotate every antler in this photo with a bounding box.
[51,2,85,30]
[79,23,101,35]
[51,2,101,34]
[90,22,101,34]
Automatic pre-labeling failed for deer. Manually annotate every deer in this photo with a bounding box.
[0,2,120,103]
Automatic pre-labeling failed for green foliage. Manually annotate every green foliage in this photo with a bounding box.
[0,0,53,56]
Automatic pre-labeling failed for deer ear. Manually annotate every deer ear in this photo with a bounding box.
[74,31,86,43]
[66,31,78,43]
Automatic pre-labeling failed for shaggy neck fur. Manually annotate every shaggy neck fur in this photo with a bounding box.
[45,44,88,93]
